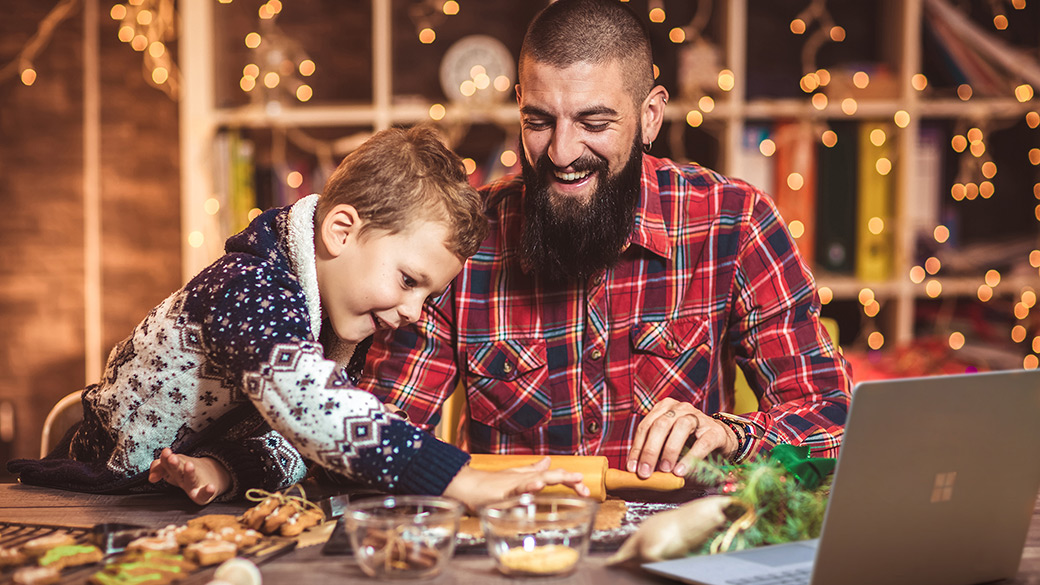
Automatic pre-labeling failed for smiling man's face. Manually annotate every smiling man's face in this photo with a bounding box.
[516,59,645,281]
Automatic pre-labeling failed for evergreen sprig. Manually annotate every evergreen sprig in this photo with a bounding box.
[684,453,832,555]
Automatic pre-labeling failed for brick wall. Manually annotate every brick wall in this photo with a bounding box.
[0,2,180,473]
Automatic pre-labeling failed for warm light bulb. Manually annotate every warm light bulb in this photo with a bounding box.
[1016,84,1034,102]
[811,93,828,110]
[830,26,846,42]
[909,266,926,284]
[894,110,910,128]
[985,269,1001,287]
[429,103,446,120]
[867,217,884,235]
[933,225,950,243]
[648,8,666,23]
[978,284,993,302]
[867,331,885,349]
[925,256,941,274]
[669,28,686,43]
[789,220,805,238]
[787,173,804,191]
[841,98,857,115]
[500,150,518,167]
[419,28,436,44]
[286,171,303,189]
[299,60,316,76]
[821,130,838,147]
[790,18,806,34]
[875,157,892,176]
[462,158,477,175]
[442,0,459,15]
[957,84,973,100]
[869,128,886,146]
[718,70,735,92]
[912,74,928,91]
[759,139,776,157]
[948,332,965,350]
[245,32,262,48]
[686,110,703,127]
[852,71,870,89]
[818,286,833,304]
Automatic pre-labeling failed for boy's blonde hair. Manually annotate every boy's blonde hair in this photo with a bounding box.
[316,125,488,258]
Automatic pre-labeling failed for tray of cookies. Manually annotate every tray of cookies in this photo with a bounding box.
[0,486,328,585]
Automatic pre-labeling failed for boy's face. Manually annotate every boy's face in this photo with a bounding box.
[317,210,463,344]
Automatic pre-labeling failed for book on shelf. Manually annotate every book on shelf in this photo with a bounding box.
[771,120,817,266]
[855,122,896,282]
[814,121,859,275]
[227,129,257,237]
[910,124,944,262]
[735,123,775,196]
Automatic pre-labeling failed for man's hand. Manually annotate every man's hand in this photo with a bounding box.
[443,456,591,512]
[626,398,739,479]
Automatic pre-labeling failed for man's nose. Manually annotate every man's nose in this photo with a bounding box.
[547,124,581,168]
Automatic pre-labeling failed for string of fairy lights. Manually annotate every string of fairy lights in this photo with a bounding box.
[2,0,1039,366]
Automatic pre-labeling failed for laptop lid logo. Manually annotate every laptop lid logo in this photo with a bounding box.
[931,471,957,503]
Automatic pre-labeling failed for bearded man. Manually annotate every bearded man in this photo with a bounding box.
[361,0,852,480]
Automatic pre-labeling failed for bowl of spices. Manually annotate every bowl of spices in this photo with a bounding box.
[480,493,598,577]
[344,495,463,580]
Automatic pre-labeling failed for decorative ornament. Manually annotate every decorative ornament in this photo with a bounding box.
[439,35,515,105]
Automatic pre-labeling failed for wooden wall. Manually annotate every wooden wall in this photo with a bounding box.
[0,2,181,474]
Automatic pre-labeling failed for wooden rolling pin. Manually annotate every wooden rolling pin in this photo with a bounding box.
[468,454,685,502]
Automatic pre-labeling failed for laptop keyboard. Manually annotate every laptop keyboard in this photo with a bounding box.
[725,567,812,585]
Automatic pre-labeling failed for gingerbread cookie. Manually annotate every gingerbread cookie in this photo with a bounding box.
[20,532,78,557]
[186,514,240,532]
[239,497,280,531]
[36,543,104,570]
[183,539,237,566]
[126,535,179,554]
[12,565,62,585]
[0,545,28,568]
[278,507,324,537]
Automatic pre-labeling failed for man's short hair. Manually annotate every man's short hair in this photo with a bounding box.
[317,125,487,258]
[519,0,654,105]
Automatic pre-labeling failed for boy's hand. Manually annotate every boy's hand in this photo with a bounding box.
[148,448,231,506]
[442,456,591,512]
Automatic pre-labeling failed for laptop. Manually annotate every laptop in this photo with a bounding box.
[643,369,1040,585]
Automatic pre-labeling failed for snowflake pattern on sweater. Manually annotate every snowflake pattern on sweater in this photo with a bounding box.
[20,195,469,497]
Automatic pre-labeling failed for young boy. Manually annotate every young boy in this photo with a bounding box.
[9,126,587,510]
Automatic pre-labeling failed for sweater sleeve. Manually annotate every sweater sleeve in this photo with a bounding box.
[189,256,470,495]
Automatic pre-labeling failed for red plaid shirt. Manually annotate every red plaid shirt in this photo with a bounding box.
[361,156,852,466]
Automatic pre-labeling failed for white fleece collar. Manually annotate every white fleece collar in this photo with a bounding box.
[286,194,323,339]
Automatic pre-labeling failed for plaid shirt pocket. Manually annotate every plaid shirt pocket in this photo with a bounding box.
[464,338,550,435]
[630,315,713,415]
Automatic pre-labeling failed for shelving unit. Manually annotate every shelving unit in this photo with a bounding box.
[179,0,1039,352]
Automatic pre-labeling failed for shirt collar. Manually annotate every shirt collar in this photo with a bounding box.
[627,155,673,260]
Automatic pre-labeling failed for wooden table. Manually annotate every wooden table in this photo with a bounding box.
[2,482,1040,584]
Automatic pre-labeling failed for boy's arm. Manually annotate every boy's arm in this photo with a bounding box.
[185,412,307,500]
[193,264,469,496]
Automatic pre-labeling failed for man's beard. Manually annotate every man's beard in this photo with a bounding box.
[518,136,643,283]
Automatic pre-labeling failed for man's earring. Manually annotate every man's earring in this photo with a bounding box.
[643,140,653,153]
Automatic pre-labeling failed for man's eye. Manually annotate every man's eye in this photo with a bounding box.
[584,122,610,132]
[523,119,551,130]
[403,275,417,288]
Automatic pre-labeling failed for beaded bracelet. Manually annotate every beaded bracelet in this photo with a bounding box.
[711,412,753,463]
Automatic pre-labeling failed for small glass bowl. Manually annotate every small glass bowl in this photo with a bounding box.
[480,493,598,577]
[344,495,463,580]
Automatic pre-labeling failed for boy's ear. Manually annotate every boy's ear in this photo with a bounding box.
[321,204,362,257]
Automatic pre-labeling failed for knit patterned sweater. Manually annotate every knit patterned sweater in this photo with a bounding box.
[9,195,470,497]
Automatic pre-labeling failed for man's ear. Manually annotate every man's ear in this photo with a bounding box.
[320,204,362,258]
[641,85,669,146]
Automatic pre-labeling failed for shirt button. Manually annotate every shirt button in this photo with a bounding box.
[502,362,513,373]
[590,349,602,360]
[586,420,601,434]
[665,341,677,352]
